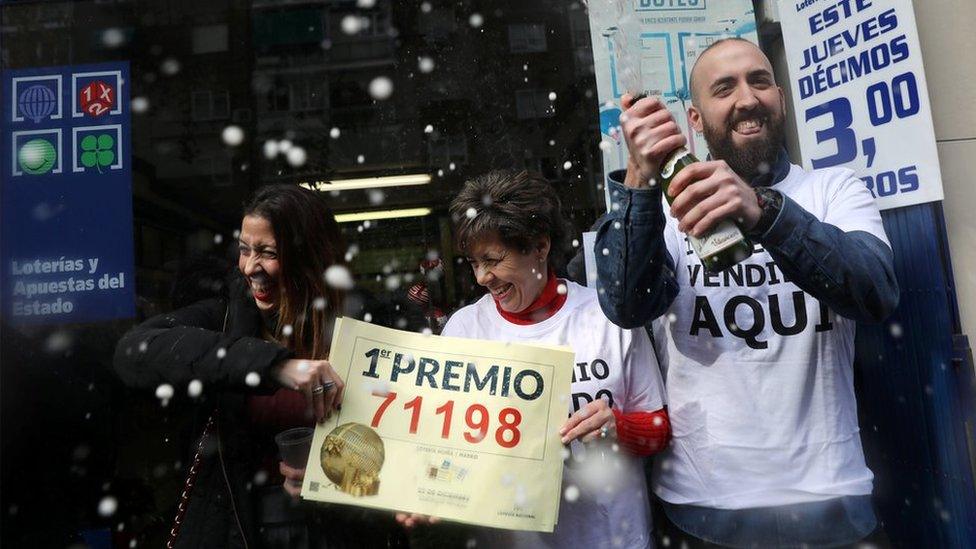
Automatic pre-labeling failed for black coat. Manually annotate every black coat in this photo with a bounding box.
[114,274,295,548]
[115,273,416,548]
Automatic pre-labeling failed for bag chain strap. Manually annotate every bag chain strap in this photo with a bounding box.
[166,413,216,549]
[166,305,229,548]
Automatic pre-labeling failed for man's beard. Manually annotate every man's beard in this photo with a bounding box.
[701,107,785,185]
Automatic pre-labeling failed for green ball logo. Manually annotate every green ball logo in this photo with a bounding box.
[18,138,57,175]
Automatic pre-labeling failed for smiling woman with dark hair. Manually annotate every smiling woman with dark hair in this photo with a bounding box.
[114,184,395,548]
[240,185,346,360]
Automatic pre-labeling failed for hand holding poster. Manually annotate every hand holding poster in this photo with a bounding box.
[779,0,944,209]
[301,318,574,532]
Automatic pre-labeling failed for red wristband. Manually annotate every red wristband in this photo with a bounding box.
[612,408,671,457]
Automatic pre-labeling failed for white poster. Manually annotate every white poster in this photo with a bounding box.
[779,0,944,209]
[586,0,760,202]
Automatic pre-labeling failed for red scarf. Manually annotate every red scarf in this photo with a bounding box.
[494,272,568,325]
[494,272,671,457]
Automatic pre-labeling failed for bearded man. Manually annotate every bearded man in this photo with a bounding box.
[595,37,899,547]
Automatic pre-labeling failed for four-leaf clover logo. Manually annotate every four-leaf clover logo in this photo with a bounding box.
[80,134,115,173]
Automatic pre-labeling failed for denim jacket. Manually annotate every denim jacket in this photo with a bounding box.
[594,150,899,328]
[592,150,899,546]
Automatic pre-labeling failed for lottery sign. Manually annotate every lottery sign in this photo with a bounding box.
[301,318,574,532]
[79,80,115,118]
[1,62,133,324]
[779,0,944,209]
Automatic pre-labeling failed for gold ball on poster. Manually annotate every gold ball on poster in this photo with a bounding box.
[320,422,385,497]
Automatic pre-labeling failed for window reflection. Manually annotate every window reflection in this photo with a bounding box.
[1,1,603,545]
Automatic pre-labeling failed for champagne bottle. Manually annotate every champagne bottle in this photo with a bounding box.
[659,147,754,273]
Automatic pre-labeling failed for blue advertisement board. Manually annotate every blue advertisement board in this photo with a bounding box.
[1,62,134,324]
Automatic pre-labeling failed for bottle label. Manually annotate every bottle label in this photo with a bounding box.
[660,148,691,180]
[688,219,747,259]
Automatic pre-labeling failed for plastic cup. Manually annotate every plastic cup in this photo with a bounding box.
[275,427,314,469]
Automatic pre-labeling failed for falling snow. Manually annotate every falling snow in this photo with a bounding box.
[102,28,126,48]
[369,189,386,205]
[368,76,394,100]
[324,265,355,290]
[221,125,244,146]
[160,58,181,76]
[131,96,149,113]
[97,496,118,517]
[341,15,363,35]
[187,379,203,398]
[44,331,72,354]
[155,384,174,400]
[286,146,307,167]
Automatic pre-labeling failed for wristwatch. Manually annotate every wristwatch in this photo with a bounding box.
[749,187,783,237]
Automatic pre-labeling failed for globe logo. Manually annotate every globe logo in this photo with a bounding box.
[18,84,58,123]
[18,138,57,175]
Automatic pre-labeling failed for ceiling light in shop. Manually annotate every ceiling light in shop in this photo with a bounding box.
[335,207,433,224]
[300,174,431,191]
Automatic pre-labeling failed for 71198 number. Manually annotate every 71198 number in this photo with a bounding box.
[370,391,523,449]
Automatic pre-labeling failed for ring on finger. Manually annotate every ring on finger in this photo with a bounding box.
[322,380,336,391]
[311,385,325,395]
[599,425,609,439]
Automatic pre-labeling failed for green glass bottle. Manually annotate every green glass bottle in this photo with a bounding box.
[659,147,754,273]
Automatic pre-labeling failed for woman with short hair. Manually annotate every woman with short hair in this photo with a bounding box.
[433,170,671,548]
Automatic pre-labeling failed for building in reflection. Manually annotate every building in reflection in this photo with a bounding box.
[1,0,604,312]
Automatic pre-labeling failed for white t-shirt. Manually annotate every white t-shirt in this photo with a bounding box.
[443,281,666,549]
[652,164,889,509]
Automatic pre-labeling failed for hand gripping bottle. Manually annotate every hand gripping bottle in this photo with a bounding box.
[658,147,753,273]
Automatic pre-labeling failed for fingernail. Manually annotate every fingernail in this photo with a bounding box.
[561,436,569,444]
